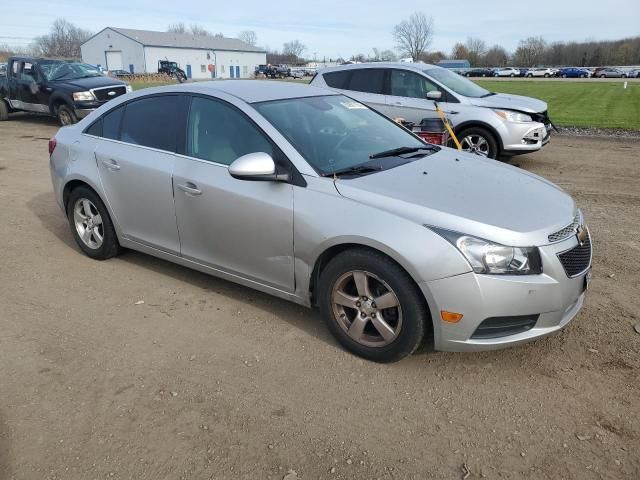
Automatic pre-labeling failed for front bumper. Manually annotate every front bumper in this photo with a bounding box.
[501,121,550,154]
[420,234,590,352]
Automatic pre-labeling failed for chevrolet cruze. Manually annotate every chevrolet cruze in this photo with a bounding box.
[49,81,592,362]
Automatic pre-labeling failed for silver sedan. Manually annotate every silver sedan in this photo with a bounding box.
[49,81,592,362]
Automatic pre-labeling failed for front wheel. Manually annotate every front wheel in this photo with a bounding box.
[318,249,429,363]
[57,105,77,126]
[458,126,499,159]
[0,100,9,121]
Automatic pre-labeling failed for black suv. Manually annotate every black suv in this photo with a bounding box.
[0,56,131,125]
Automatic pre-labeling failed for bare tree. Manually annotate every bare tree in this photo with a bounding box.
[167,22,186,34]
[513,36,547,67]
[238,30,257,46]
[450,42,469,60]
[189,24,211,37]
[465,37,487,66]
[372,48,397,61]
[392,12,434,61]
[283,40,306,62]
[484,45,509,67]
[31,18,92,59]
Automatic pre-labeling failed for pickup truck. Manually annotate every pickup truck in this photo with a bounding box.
[0,56,131,125]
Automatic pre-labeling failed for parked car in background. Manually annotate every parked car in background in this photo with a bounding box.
[158,60,187,82]
[49,80,591,362]
[494,67,521,77]
[464,68,494,78]
[0,63,7,77]
[525,68,556,78]
[592,67,627,78]
[109,69,132,77]
[625,68,640,78]
[557,67,590,78]
[311,62,552,159]
[0,56,131,124]
[254,64,268,76]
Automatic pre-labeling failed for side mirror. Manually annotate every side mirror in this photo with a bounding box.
[426,91,442,100]
[228,152,288,182]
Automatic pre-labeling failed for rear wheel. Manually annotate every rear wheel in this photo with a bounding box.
[57,104,77,126]
[0,100,9,121]
[458,126,498,159]
[318,249,429,363]
[66,186,120,260]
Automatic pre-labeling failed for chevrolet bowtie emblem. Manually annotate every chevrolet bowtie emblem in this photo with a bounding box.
[576,225,587,245]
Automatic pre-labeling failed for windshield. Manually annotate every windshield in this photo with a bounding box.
[424,67,492,98]
[40,61,103,81]
[254,95,427,176]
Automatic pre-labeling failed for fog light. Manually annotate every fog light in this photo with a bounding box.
[441,311,464,323]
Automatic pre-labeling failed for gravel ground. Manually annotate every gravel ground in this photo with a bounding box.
[555,126,640,139]
[0,116,639,480]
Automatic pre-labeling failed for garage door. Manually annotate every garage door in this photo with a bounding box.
[106,51,123,71]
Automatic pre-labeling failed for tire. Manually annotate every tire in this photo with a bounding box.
[0,100,9,121]
[562,74,567,78]
[544,73,550,78]
[317,248,429,363]
[510,73,515,77]
[457,126,499,159]
[600,74,606,78]
[66,186,120,260]
[582,74,587,78]
[621,74,627,78]
[465,73,470,77]
[57,104,77,126]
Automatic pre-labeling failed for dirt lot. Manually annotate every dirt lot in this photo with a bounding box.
[1,116,639,480]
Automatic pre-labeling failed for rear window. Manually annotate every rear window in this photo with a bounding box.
[348,69,385,94]
[323,70,351,89]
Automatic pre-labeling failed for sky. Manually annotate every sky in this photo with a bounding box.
[2,0,639,59]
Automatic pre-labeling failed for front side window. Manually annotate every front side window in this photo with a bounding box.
[389,70,439,99]
[348,69,385,94]
[424,67,492,98]
[186,96,274,166]
[119,96,181,151]
[254,95,426,176]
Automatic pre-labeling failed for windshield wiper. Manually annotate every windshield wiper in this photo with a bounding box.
[481,92,496,97]
[322,165,382,177]
[369,145,435,159]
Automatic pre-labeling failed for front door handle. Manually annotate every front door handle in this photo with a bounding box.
[100,158,120,171]
[177,182,202,196]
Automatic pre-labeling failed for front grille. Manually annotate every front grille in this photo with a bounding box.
[92,86,127,101]
[471,315,539,339]
[549,212,581,242]
[557,234,592,277]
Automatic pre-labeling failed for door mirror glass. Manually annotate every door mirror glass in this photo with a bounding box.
[426,90,442,100]
[229,152,281,181]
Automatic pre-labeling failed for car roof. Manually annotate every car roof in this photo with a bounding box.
[149,80,338,103]
[318,62,439,75]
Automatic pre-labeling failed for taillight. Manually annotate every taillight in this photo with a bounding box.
[48,138,57,156]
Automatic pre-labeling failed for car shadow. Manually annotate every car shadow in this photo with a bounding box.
[26,192,336,348]
[7,112,60,126]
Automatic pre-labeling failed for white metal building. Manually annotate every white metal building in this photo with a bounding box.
[80,27,266,80]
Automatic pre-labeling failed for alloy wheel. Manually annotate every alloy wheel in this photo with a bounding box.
[331,270,402,348]
[59,109,72,126]
[73,198,104,249]
[461,134,490,157]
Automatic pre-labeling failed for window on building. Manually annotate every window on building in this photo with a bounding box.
[186,97,274,166]
[221,65,225,73]
[243,66,248,76]
[201,65,206,73]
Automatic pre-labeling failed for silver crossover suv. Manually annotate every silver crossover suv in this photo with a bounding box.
[311,62,552,159]
[49,81,591,362]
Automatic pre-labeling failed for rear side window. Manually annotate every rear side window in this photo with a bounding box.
[323,70,351,89]
[85,118,103,137]
[102,106,124,140]
[119,96,181,151]
[348,69,385,94]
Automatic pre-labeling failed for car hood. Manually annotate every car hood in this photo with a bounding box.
[469,93,547,114]
[50,76,127,90]
[333,149,575,247]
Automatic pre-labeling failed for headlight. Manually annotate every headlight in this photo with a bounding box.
[493,109,533,123]
[125,85,133,93]
[431,228,542,275]
[72,91,95,101]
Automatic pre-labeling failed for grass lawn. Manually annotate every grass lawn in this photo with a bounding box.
[475,80,640,129]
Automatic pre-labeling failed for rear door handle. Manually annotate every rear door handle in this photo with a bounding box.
[177,182,202,196]
[100,158,120,171]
